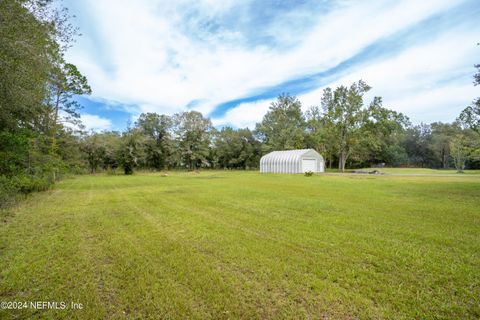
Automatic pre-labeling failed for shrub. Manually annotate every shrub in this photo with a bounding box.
[11,175,51,194]
[0,174,53,209]
[0,175,19,208]
[123,164,134,175]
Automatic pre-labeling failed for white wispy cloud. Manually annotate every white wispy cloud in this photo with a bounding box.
[64,0,479,129]
[298,28,479,121]
[80,114,113,131]
[211,100,272,129]
[213,19,479,126]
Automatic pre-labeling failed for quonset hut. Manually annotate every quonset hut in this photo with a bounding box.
[260,149,325,174]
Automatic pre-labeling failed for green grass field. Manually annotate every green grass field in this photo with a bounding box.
[327,168,480,175]
[1,171,479,319]
[365,168,480,175]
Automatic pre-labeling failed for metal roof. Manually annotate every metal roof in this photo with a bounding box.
[260,149,322,162]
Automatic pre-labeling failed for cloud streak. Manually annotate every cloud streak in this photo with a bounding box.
[80,114,113,131]
[64,0,480,130]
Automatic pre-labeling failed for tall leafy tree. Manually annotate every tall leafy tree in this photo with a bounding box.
[0,0,53,132]
[81,134,106,174]
[401,124,437,168]
[458,45,480,134]
[100,132,122,171]
[135,113,173,170]
[356,98,410,166]
[0,0,54,180]
[215,127,261,169]
[117,129,145,175]
[81,131,121,173]
[321,80,371,171]
[304,106,336,168]
[429,122,462,169]
[450,133,471,172]
[173,111,213,169]
[47,62,91,151]
[0,0,92,202]
[458,100,480,134]
[255,94,306,152]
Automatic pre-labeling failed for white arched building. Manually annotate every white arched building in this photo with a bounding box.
[260,149,325,174]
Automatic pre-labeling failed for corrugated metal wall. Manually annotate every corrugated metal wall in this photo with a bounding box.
[260,149,325,174]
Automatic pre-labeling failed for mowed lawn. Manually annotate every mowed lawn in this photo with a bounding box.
[1,172,479,319]
[360,168,480,175]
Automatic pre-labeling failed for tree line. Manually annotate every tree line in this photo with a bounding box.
[1,0,91,205]
[82,80,479,175]
[1,0,479,207]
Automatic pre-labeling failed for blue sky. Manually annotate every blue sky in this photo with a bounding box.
[64,0,480,131]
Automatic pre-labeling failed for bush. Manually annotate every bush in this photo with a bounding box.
[0,175,19,208]
[0,174,53,209]
[0,131,29,177]
[123,164,134,175]
[304,171,314,177]
[11,175,51,194]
